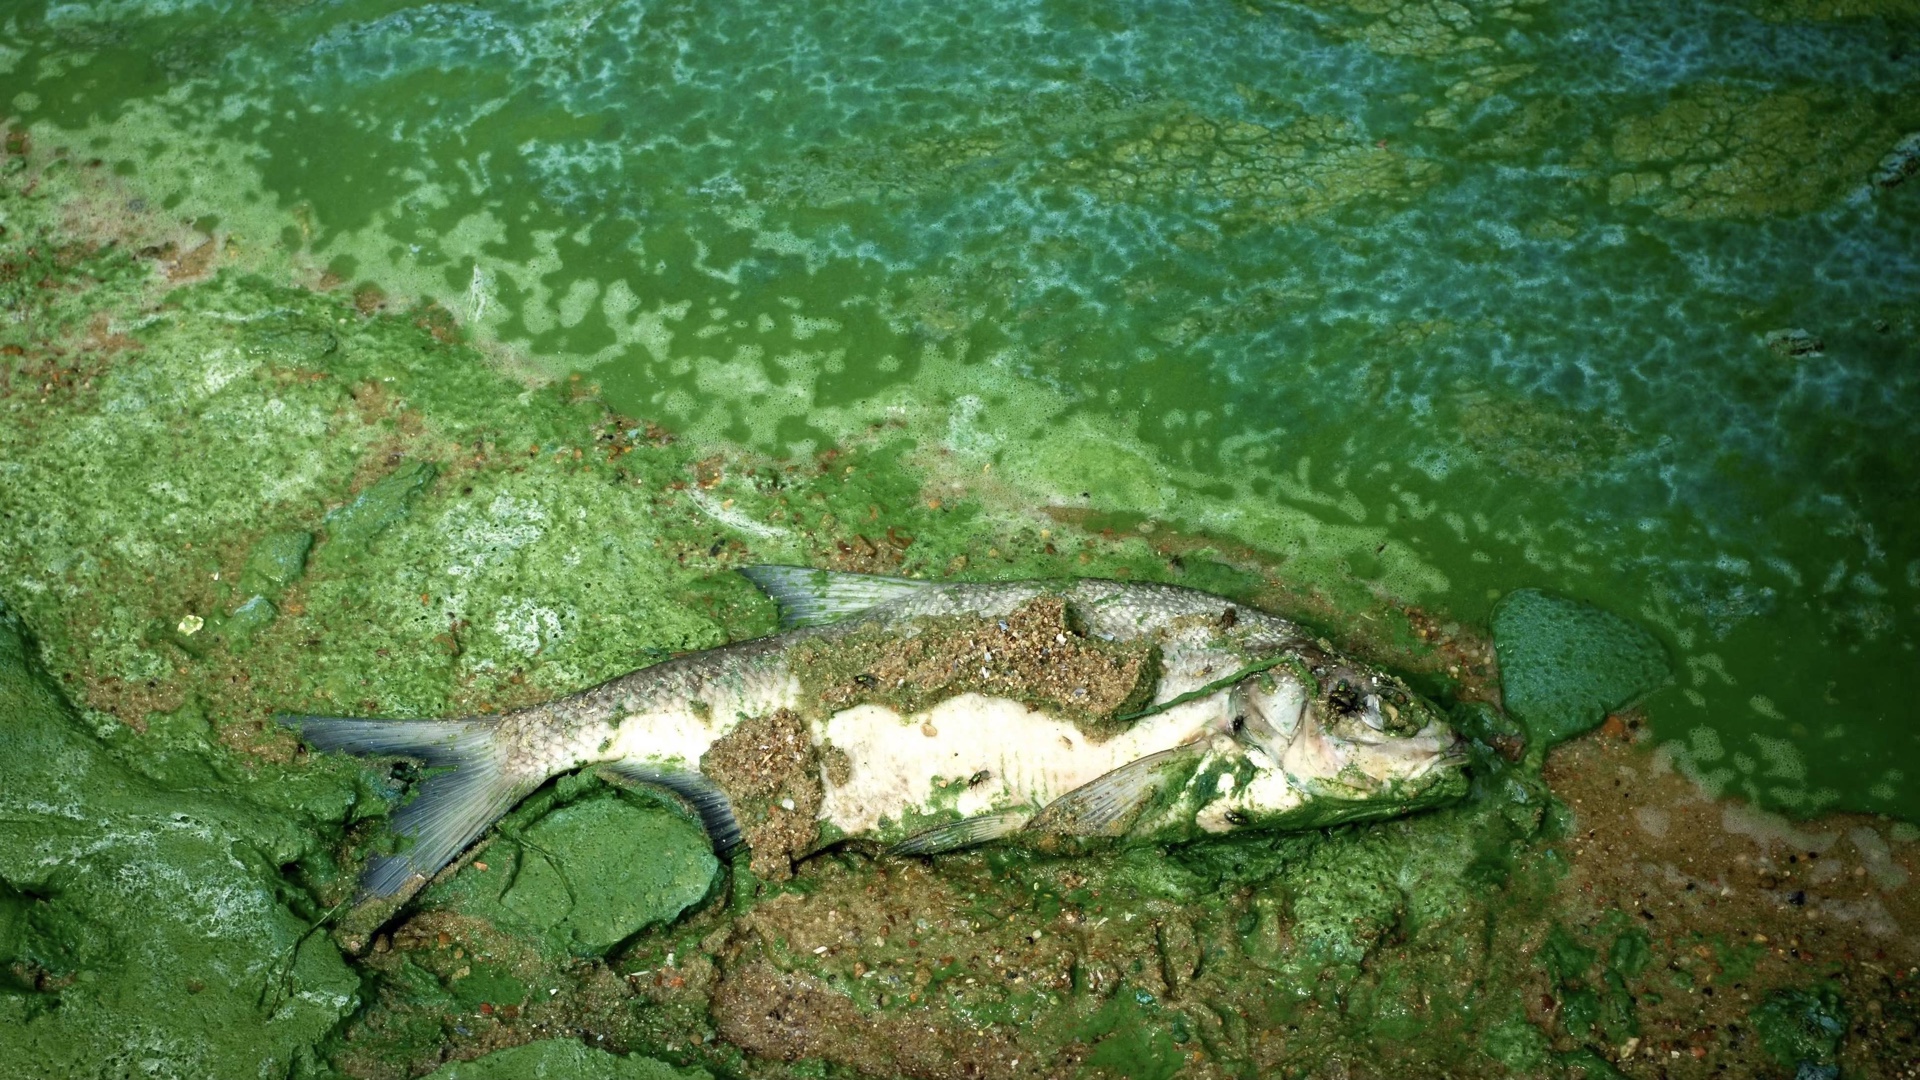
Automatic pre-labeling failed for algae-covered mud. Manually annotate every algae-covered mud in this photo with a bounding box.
[2,0,1920,1076]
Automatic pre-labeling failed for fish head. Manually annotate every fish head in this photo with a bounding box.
[1288,670,1464,794]
[1193,668,1467,832]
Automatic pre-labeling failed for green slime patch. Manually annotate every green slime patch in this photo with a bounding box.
[421,782,719,958]
[1491,588,1672,747]
[0,602,360,1078]
[1751,984,1849,1071]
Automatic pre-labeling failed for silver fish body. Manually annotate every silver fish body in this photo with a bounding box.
[289,569,1467,900]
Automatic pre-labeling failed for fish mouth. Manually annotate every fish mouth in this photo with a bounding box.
[1398,734,1470,783]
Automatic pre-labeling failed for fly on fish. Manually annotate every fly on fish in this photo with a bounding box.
[284,568,1469,903]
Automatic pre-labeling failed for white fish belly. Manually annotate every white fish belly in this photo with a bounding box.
[815,691,1225,836]
[605,710,721,770]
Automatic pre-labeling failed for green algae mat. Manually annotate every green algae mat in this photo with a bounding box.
[0,601,360,1078]
[3,0,1920,1075]
[1492,589,1672,748]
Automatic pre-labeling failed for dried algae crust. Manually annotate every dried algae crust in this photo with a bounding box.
[789,593,1160,741]
[700,709,823,881]
[1592,86,1920,219]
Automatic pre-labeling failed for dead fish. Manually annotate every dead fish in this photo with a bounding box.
[285,567,1468,901]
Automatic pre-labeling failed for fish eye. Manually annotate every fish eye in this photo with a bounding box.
[1231,713,1247,735]
[1328,680,1362,716]
[1225,809,1251,827]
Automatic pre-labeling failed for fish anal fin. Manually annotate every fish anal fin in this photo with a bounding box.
[889,810,1030,856]
[738,565,929,629]
[598,760,744,855]
[1026,744,1201,838]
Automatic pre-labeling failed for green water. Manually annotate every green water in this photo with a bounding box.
[3,0,1918,818]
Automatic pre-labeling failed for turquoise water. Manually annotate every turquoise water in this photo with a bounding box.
[3,0,1918,817]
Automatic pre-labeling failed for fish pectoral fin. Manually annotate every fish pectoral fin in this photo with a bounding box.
[889,810,1031,856]
[1025,743,1203,838]
[738,564,929,629]
[597,761,745,855]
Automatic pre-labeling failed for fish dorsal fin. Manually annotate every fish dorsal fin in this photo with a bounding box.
[1025,743,1203,838]
[597,760,744,855]
[889,810,1030,856]
[738,565,930,629]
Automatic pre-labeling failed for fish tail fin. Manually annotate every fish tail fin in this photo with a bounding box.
[739,564,930,628]
[282,714,525,900]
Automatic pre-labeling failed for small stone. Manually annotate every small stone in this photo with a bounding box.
[1763,328,1824,358]
[1873,131,1920,189]
[238,530,313,597]
[176,614,203,635]
[323,461,437,551]
[219,595,278,652]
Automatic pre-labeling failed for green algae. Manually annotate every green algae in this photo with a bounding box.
[0,600,363,1079]
[1753,0,1920,18]
[1751,984,1849,1072]
[241,529,316,597]
[1595,85,1920,220]
[423,1039,710,1080]
[434,788,719,958]
[324,461,440,554]
[1483,1017,1553,1071]
[217,531,315,649]
[1045,107,1443,225]
[1282,0,1526,57]
[1074,990,1184,1080]
[1491,589,1672,747]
